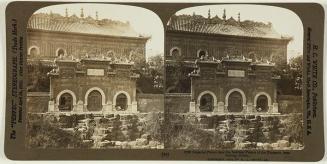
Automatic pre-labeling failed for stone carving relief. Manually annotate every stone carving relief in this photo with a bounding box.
[60,68,75,79]
[201,68,215,79]
[129,48,144,63]
[223,47,242,57]
[106,50,115,60]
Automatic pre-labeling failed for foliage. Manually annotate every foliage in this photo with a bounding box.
[126,115,141,141]
[264,116,281,142]
[135,54,164,93]
[103,116,125,141]
[165,55,192,93]
[58,114,79,128]
[147,55,164,75]
[27,61,52,92]
[282,113,304,143]
[26,114,87,148]
[289,56,303,91]
[166,115,223,149]
[166,114,304,149]
[275,55,303,95]
[142,112,163,142]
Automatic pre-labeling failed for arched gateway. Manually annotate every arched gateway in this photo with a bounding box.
[84,87,106,112]
[115,93,128,111]
[256,95,268,112]
[199,93,214,112]
[197,91,217,112]
[58,93,73,111]
[87,90,103,111]
[254,92,272,112]
[113,91,131,111]
[56,89,77,112]
[225,88,246,112]
[228,91,243,112]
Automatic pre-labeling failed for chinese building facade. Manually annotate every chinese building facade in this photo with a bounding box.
[48,57,139,114]
[27,10,151,114]
[165,11,291,114]
[189,57,279,114]
[27,11,148,63]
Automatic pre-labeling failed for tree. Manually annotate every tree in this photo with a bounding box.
[26,115,87,148]
[282,113,303,143]
[165,54,191,93]
[275,55,303,95]
[289,56,303,91]
[135,54,164,93]
[27,61,52,92]
[148,54,164,75]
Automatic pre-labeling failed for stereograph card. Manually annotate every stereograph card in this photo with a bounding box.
[3,1,325,161]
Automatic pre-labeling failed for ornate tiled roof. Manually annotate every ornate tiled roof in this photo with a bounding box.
[28,11,145,38]
[167,12,292,40]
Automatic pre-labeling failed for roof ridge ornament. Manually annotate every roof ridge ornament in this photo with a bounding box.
[167,13,290,40]
[80,8,84,18]
[65,8,68,17]
[222,9,226,21]
[28,11,142,38]
[49,10,53,20]
[238,12,241,23]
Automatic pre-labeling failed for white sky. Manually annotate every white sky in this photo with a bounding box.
[176,4,304,61]
[35,3,164,59]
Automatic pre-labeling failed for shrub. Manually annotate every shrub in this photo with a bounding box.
[281,113,303,143]
[126,115,140,141]
[142,112,163,142]
[103,118,125,141]
[167,115,223,149]
[26,114,88,148]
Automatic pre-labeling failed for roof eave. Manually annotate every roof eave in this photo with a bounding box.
[167,29,292,42]
[27,28,149,41]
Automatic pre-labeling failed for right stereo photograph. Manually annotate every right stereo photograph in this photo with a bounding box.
[164,4,304,150]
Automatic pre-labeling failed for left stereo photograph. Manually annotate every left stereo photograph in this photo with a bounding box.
[26,3,164,149]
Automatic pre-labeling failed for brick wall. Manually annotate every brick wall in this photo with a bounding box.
[165,93,191,113]
[136,94,164,113]
[27,92,50,113]
[27,92,164,113]
[278,95,302,114]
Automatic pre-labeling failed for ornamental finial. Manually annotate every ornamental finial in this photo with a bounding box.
[80,8,84,18]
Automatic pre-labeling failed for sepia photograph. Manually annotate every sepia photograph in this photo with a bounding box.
[3,1,326,161]
[164,4,304,150]
[26,3,164,149]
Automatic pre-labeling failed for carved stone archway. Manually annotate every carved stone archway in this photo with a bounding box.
[28,46,40,56]
[169,47,181,56]
[113,91,131,108]
[197,90,217,112]
[84,87,106,106]
[56,89,77,106]
[254,92,272,112]
[225,88,246,112]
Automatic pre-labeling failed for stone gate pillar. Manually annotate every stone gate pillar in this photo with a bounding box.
[74,100,84,113]
[54,103,60,112]
[271,103,279,113]
[48,101,55,112]
[189,101,196,113]
[131,101,138,113]
[217,102,224,113]
[246,102,253,113]
[103,101,112,114]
